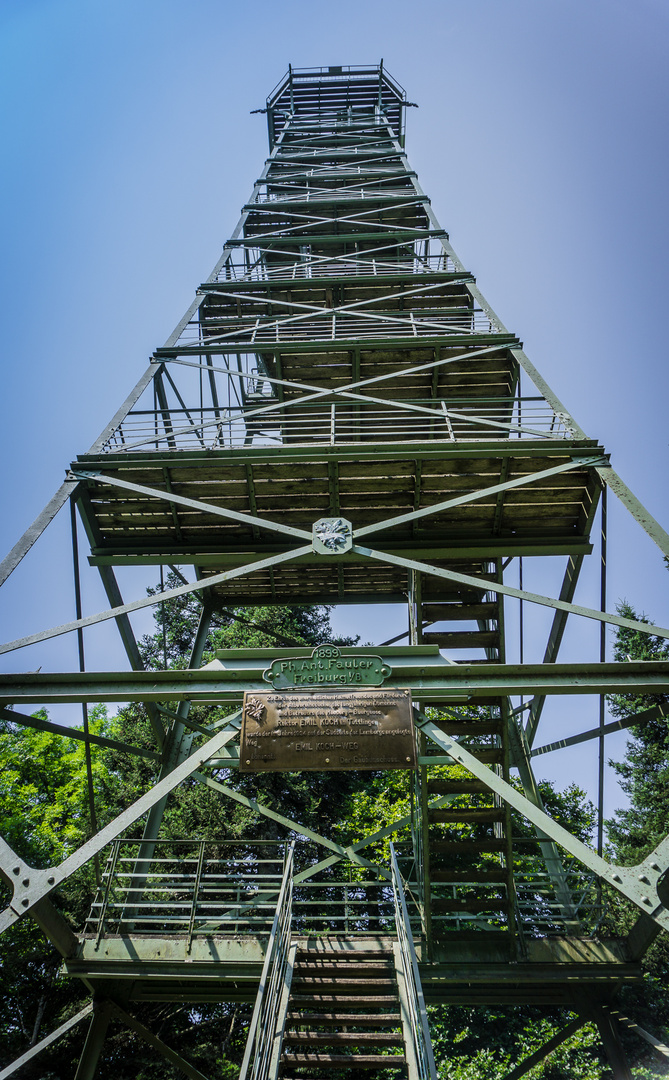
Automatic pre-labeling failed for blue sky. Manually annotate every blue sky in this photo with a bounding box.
[0,0,667,814]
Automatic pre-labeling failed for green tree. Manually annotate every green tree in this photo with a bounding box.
[606,601,669,864]
[0,587,361,1076]
[600,600,669,1072]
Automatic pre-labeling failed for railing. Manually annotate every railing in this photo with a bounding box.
[390,842,437,1080]
[101,397,573,454]
[181,309,498,346]
[215,251,457,281]
[86,840,288,943]
[239,841,295,1080]
[86,840,397,939]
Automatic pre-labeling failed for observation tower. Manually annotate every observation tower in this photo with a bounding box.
[1,63,668,1080]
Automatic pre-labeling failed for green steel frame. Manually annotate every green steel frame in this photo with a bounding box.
[1,63,668,1079]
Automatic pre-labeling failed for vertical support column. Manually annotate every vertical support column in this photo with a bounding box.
[71,496,101,887]
[598,485,607,856]
[584,1003,633,1080]
[409,570,433,957]
[122,603,214,921]
[495,560,519,949]
[74,1001,112,1080]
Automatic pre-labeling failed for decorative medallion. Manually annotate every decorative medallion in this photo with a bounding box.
[312,517,353,554]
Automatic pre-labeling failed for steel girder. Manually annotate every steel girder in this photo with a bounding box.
[0,62,668,1079]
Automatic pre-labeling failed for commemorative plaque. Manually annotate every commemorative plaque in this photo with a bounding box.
[240,689,415,772]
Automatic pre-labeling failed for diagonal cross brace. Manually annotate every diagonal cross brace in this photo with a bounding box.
[73,470,312,543]
[0,1003,94,1080]
[352,544,669,640]
[417,714,669,931]
[0,722,241,930]
[0,545,312,656]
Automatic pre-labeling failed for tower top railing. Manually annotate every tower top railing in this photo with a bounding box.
[265,62,407,148]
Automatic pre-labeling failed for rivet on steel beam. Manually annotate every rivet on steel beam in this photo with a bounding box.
[48,876,55,885]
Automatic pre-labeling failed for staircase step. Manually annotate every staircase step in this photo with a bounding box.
[292,980,398,994]
[431,720,502,735]
[427,779,490,795]
[422,594,485,613]
[429,808,504,824]
[296,949,395,959]
[432,897,508,913]
[422,602,498,621]
[423,631,499,648]
[430,869,508,883]
[282,1052,407,1067]
[286,1012,401,1026]
[294,961,394,973]
[284,1031,403,1045]
[289,995,400,1007]
[430,838,506,854]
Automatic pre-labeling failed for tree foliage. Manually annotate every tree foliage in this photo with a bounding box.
[2,584,669,1077]
[606,601,669,864]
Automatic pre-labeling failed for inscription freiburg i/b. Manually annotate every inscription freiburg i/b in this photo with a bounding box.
[240,689,415,773]
[264,645,392,689]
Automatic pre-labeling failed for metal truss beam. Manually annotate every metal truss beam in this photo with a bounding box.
[0,705,162,761]
[74,1001,112,1080]
[0,479,79,588]
[597,463,669,560]
[531,702,668,758]
[1,659,667,704]
[110,1002,213,1080]
[0,722,240,931]
[605,1007,669,1061]
[352,543,669,639]
[0,545,311,655]
[0,1003,93,1080]
[500,1017,586,1080]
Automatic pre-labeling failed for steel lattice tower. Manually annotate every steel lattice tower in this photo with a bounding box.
[1,64,669,1080]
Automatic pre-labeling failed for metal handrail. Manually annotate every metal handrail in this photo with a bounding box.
[239,840,295,1080]
[390,842,437,1080]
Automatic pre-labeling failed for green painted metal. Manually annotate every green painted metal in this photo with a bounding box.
[264,644,391,687]
[1,657,668,703]
[0,1003,93,1080]
[0,545,312,655]
[352,543,669,639]
[0,66,667,1073]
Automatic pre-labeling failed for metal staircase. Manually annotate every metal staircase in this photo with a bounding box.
[3,61,668,1080]
[240,842,436,1080]
[281,945,407,1077]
